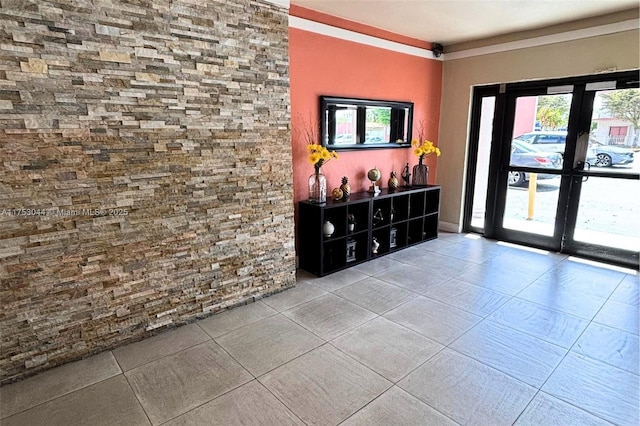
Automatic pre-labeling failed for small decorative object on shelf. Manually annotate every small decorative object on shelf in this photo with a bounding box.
[411,139,441,186]
[346,239,357,263]
[390,227,398,248]
[348,214,356,232]
[340,176,351,199]
[323,220,335,238]
[401,163,411,187]
[372,237,380,254]
[331,187,343,201]
[390,206,395,222]
[373,208,384,226]
[367,167,381,195]
[388,171,398,191]
[308,144,338,204]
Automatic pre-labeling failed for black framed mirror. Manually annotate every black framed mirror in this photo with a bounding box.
[320,96,413,151]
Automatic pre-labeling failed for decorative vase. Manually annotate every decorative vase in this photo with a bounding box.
[323,220,335,238]
[340,176,351,199]
[309,169,327,203]
[412,156,429,186]
[388,171,398,191]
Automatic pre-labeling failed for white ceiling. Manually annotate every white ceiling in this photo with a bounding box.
[291,0,639,45]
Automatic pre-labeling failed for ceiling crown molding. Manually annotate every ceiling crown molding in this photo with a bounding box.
[289,16,441,61]
[446,19,639,60]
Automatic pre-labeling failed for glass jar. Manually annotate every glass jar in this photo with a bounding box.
[308,170,327,203]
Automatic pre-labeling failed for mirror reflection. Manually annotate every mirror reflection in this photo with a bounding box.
[321,96,413,150]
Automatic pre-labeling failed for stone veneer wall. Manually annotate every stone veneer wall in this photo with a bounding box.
[0,0,295,383]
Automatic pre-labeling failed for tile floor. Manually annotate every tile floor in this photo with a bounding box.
[1,233,638,426]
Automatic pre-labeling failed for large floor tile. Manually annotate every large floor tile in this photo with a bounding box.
[333,277,415,314]
[283,294,376,340]
[421,278,510,317]
[215,314,323,376]
[454,264,539,295]
[450,321,567,387]
[1,376,150,426]
[260,345,391,426]
[310,269,369,292]
[434,239,506,264]
[113,323,210,372]
[516,279,607,319]
[125,341,252,425]
[164,380,303,426]
[533,261,624,299]
[488,298,588,349]
[352,256,403,276]
[417,238,459,253]
[331,317,443,382]
[573,322,639,375]
[482,248,565,276]
[262,282,327,312]
[197,301,276,338]
[376,264,450,294]
[398,349,536,426]
[342,386,457,426]
[397,252,477,280]
[543,352,639,425]
[514,392,613,426]
[609,274,639,306]
[0,351,121,419]
[593,299,639,334]
[384,296,481,345]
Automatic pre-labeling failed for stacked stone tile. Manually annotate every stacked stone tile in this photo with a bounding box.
[0,0,295,382]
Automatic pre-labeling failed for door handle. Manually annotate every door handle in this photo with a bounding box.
[582,162,590,182]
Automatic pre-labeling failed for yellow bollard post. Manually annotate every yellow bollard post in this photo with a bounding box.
[527,172,537,220]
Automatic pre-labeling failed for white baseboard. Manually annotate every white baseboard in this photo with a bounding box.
[439,221,461,233]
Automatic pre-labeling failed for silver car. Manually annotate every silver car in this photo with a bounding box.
[586,141,635,167]
[509,140,562,186]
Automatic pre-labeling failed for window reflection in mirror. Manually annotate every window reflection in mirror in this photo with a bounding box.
[321,96,413,150]
[335,105,357,145]
[365,107,390,143]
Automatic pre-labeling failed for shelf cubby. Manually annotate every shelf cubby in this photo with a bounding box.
[372,226,391,257]
[347,201,370,235]
[391,195,409,223]
[409,192,425,218]
[390,221,408,251]
[372,198,391,229]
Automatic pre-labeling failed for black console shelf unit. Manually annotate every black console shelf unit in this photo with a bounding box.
[298,185,440,277]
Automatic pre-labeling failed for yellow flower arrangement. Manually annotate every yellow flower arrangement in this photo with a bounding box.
[412,139,441,162]
[308,144,338,172]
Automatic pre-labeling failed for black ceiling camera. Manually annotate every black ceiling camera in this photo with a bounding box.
[432,43,444,58]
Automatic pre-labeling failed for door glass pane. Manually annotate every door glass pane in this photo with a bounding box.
[470,96,495,229]
[510,94,571,171]
[503,173,560,236]
[574,176,640,251]
[587,89,638,174]
[503,94,570,236]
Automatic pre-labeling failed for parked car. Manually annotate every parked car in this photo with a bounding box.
[509,139,562,186]
[586,140,634,167]
[516,130,635,167]
[514,131,567,155]
[334,134,354,144]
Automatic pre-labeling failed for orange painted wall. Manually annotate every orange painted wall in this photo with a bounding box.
[289,29,443,206]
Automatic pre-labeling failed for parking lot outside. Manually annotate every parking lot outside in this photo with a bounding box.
[504,157,640,251]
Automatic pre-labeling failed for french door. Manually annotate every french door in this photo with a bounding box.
[465,71,639,268]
